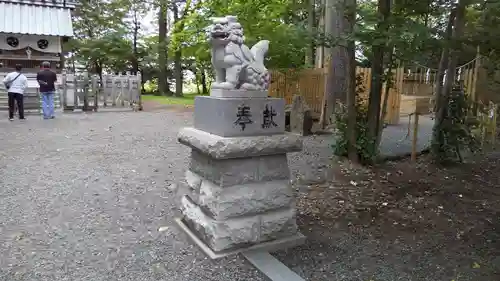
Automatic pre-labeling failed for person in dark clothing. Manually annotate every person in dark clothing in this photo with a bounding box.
[2,64,28,121]
[37,61,57,119]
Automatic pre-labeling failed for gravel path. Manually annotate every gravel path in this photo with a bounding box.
[0,111,334,281]
[380,115,433,158]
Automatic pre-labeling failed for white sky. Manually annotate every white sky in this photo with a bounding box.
[140,10,156,35]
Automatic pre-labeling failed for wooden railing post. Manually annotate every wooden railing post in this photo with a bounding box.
[411,112,420,162]
[490,102,497,145]
[61,71,67,110]
[137,71,143,111]
[91,74,99,112]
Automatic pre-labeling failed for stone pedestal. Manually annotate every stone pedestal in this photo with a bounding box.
[177,90,304,257]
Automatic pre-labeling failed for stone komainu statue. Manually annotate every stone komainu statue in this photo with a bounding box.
[207,15,270,91]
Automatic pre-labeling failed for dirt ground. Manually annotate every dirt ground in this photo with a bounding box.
[277,152,500,281]
[140,100,499,280]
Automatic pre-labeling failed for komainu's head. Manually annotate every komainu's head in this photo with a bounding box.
[208,15,243,45]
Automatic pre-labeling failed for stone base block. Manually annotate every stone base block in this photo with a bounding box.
[181,169,203,202]
[210,88,269,98]
[198,179,293,220]
[175,217,306,259]
[189,150,290,187]
[194,96,285,137]
[184,170,293,219]
[180,195,298,253]
[178,127,302,159]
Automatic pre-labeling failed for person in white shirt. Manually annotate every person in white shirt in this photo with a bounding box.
[2,64,28,121]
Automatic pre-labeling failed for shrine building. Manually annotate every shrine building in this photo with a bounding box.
[0,0,77,74]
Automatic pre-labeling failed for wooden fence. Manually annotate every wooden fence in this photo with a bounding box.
[0,72,141,113]
[268,67,404,124]
[61,72,141,111]
[268,59,485,125]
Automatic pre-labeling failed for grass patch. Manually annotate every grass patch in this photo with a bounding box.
[142,93,198,105]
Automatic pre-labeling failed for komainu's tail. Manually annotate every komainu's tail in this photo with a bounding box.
[250,40,269,64]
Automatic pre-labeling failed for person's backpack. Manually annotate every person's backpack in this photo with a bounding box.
[4,73,22,90]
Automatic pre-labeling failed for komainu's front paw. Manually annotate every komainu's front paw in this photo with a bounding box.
[240,83,258,90]
[213,82,236,89]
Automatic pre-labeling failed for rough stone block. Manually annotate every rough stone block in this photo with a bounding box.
[181,195,260,252]
[189,150,289,187]
[210,88,269,98]
[260,208,298,241]
[194,96,285,137]
[198,179,293,219]
[185,170,202,190]
[180,196,299,252]
[175,217,306,259]
[178,127,303,159]
[181,170,203,202]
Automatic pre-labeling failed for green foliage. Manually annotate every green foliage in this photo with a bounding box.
[356,0,443,67]
[67,0,473,76]
[69,0,150,73]
[168,11,211,71]
[144,79,159,94]
[332,75,378,164]
[66,0,500,75]
[468,1,500,69]
[168,0,311,69]
[67,33,133,71]
[431,86,480,163]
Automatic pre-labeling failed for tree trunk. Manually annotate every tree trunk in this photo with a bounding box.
[376,46,395,148]
[366,0,391,158]
[433,9,456,114]
[173,54,182,96]
[195,74,201,95]
[201,68,208,94]
[443,1,467,102]
[95,61,103,82]
[172,3,183,97]
[158,0,171,96]
[315,0,326,68]
[305,0,315,66]
[132,9,140,75]
[345,0,357,162]
[432,0,469,155]
[318,0,332,127]
[319,0,348,128]
[141,74,146,94]
[323,0,333,65]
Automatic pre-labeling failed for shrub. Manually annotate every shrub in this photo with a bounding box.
[332,74,378,164]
